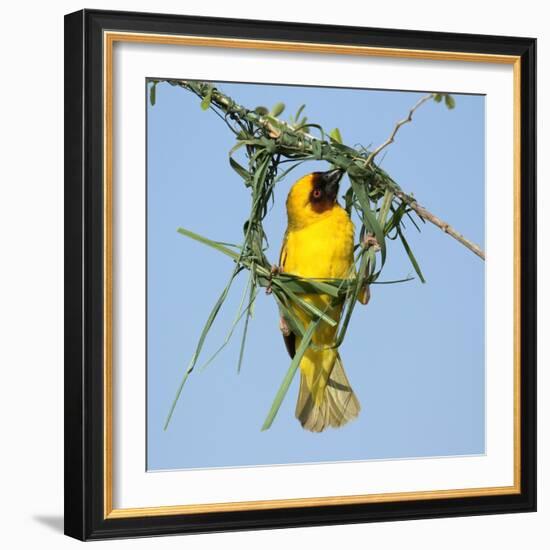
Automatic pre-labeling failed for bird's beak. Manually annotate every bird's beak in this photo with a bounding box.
[320,168,344,201]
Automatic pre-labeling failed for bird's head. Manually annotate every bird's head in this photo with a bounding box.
[286,168,344,229]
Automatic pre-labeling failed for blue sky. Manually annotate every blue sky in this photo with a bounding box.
[146,80,485,470]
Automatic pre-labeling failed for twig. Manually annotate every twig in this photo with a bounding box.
[364,93,435,166]
[363,92,485,259]
[163,80,485,261]
[395,191,485,260]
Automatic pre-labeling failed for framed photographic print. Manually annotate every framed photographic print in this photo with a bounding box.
[64,9,536,541]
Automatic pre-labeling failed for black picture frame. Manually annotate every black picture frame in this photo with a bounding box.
[64,8,536,541]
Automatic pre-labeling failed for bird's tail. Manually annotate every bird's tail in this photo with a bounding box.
[295,353,360,432]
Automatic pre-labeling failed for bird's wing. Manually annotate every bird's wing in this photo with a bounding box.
[278,230,296,358]
[279,229,289,269]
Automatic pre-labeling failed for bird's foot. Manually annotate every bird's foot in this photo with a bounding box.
[279,316,291,336]
[265,264,281,295]
[363,232,381,251]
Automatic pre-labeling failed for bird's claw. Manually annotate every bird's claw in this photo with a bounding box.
[363,233,381,251]
[266,264,281,295]
[279,316,291,336]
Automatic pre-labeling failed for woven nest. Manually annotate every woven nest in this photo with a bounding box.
[156,80,435,430]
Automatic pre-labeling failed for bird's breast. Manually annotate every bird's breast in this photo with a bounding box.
[283,211,354,280]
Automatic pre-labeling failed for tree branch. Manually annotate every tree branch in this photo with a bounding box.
[364,93,435,166]
[362,91,485,260]
[163,80,485,261]
[395,191,485,259]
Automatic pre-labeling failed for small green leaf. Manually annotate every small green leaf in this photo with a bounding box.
[200,87,213,110]
[149,81,157,106]
[254,106,269,116]
[434,93,442,103]
[229,157,251,183]
[444,94,456,109]
[329,128,343,144]
[295,104,306,120]
[270,102,285,117]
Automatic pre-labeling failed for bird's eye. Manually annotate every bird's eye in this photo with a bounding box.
[312,188,322,199]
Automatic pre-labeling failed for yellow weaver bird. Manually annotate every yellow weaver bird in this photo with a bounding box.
[279,168,367,432]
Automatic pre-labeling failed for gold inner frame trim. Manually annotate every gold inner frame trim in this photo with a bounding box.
[103,30,522,520]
